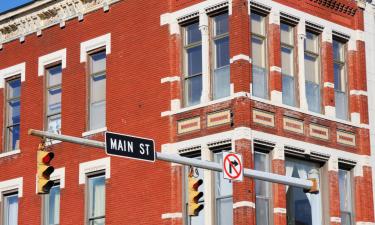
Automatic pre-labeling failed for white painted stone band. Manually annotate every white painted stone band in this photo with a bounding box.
[330,217,342,223]
[323,82,335,88]
[350,90,368,96]
[161,76,180,83]
[230,54,252,64]
[233,201,255,209]
[161,212,183,219]
[38,48,67,76]
[270,66,281,72]
[274,208,287,214]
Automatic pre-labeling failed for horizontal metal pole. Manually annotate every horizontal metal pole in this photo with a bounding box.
[29,129,314,190]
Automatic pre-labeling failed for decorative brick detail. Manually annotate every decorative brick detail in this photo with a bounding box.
[283,117,304,134]
[253,109,275,127]
[207,110,231,128]
[309,124,330,140]
[336,130,356,146]
[177,117,200,134]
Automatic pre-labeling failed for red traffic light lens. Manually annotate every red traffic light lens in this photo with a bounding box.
[42,152,54,164]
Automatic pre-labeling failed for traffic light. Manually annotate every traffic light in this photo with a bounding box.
[37,142,54,194]
[188,175,204,216]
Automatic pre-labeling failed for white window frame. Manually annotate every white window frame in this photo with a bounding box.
[79,158,110,185]
[38,49,66,77]
[4,76,21,153]
[80,33,111,63]
[86,171,106,225]
[0,177,22,225]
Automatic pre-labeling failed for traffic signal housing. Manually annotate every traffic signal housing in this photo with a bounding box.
[188,175,204,216]
[37,148,54,194]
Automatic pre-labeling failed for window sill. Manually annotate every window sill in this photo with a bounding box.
[166,95,235,116]
[0,149,21,158]
[82,127,107,137]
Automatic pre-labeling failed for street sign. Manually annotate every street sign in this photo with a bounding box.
[223,152,243,181]
[105,131,155,162]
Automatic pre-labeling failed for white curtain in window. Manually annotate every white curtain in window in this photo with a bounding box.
[6,195,18,225]
[93,180,105,217]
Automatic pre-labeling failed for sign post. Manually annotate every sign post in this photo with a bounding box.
[105,131,155,162]
[223,152,243,181]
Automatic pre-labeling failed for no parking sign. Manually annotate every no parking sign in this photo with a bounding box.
[223,152,243,182]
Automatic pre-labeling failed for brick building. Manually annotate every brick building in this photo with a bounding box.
[0,0,374,225]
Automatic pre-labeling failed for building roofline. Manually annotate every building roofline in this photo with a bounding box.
[0,0,55,22]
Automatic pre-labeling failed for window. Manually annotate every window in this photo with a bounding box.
[88,51,106,130]
[338,169,353,225]
[304,31,321,113]
[184,22,202,106]
[281,23,296,106]
[46,65,62,134]
[2,192,18,225]
[5,77,20,152]
[185,159,205,225]
[87,173,105,225]
[43,183,60,225]
[214,152,233,225]
[212,13,230,100]
[254,151,271,225]
[286,158,322,225]
[333,40,348,120]
[251,12,268,99]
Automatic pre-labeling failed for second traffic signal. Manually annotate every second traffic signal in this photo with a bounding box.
[37,143,54,194]
[188,174,204,216]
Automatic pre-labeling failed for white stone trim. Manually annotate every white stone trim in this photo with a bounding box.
[274,208,287,214]
[171,99,181,111]
[324,106,336,118]
[269,8,280,25]
[330,217,342,223]
[271,90,282,104]
[80,33,111,63]
[161,76,180,83]
[270,66,281,73]
[233,127,252,141]
[272,143,285,160]
[0,62,26,88]
[0,177,23,199]
[82,127,107,137]
[0,150,21,158]
[350,90,368,96]
[0,0,120,45]
[323,82,335,88]
[322,27,333,43]
[79,157,110,184]
[38,49,67,76]
[163,127,370,168]
[230,54,252,64]
[356,30,365,42]
[50,167,66,189]
[351,112,361,124]
[328,156,339,172]
[161,0,358,39]
[251,129,370,167]
[354,163,364,177]
[356,222,375,225]
[233,201,255,209]
[161,212,183,219]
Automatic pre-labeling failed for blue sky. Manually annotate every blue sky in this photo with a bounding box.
[0,0,33,13]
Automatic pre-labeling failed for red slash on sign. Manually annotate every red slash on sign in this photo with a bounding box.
[223,152,243,181]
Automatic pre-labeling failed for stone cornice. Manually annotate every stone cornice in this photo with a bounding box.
[0,0,121,45]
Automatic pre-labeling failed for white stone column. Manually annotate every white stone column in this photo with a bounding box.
[297,19,308,110]
[201,144,214,225]
[199,11,210,104]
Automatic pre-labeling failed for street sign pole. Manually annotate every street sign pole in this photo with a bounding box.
[28,129,318,192]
